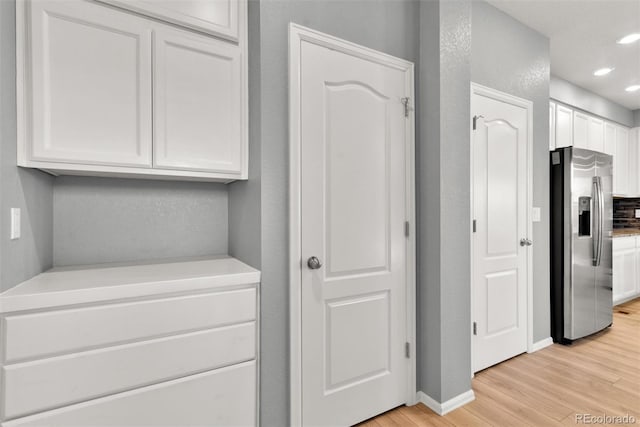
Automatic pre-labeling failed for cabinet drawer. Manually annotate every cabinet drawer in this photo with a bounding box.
[3,287,256,363]
[2,322,255,420]
[2,361,256,427]
[613,237,636,251]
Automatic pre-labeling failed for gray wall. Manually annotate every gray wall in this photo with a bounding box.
[252,0,420,424]
[418,0,473,403]
[634,109,640,127]
[228,0,262,270]
[53,177,228,266]
[471,2,551,343]
[551,76,634,127]
[0,0,54,292]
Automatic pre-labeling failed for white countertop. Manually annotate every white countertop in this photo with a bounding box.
[0,256,260,314]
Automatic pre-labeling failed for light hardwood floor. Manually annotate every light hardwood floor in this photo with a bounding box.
[359,298,640,426]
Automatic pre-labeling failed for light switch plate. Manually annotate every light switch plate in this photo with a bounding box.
[10,208,20,240]
[635,209,640,219]
[532,207,541,222]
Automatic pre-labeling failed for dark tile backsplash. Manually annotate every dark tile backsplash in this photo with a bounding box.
[614,198,640,229]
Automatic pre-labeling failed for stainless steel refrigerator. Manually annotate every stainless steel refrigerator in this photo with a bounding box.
[550,147,613,344]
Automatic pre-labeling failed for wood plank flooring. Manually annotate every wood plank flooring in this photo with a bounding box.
[359,298,640,426]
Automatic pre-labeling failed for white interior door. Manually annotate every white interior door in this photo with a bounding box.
[298,36,412,426]
[472,86,530,373]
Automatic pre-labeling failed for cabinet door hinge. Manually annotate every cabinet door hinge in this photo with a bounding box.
[473,322,477,336]
[472,115,484,131]
[405,221,410,237]
[401,97,411,118]
[405,342,410,358]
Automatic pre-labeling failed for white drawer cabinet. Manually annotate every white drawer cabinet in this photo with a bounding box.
[613,236,640,305]
[17,0,248,183]
[0,257,259,426]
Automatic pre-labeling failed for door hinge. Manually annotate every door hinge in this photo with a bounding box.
[473,322,477,336]
[405,342,410,358]
[472,115,484,131]
[405,221,410,237]
[401,97,411,118]
[473,219,477,233]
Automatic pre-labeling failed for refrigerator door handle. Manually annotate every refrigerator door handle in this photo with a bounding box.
[597,176,604,267]
[592,177,600,267]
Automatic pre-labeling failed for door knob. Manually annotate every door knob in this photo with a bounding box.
[307,256,323,270]
[520,238,533,247]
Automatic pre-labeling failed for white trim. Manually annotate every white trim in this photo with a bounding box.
[288,23,416,426]
[528,337,553,353]
[469,83,535,374]
[416,390,476,416]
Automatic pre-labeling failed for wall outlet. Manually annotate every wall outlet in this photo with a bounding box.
[10,208,20,240]
[635,209,640,219]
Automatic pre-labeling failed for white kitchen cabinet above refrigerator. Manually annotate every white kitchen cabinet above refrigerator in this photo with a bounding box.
[549,101,636,197]
[16,0,248,183]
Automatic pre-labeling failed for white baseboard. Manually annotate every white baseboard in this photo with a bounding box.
[416,389,475,416]
[528,337,553,353]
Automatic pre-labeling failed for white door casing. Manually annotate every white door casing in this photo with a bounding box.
[289,24,416,427]
[471,83,533,373]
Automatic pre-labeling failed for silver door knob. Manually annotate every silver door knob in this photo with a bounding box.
[307,256,323,270]
[520,238,533,246]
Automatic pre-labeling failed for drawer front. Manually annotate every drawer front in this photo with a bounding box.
[3,322,255,420]
[613,236,636,251]
[2,361,256,427]
[3,287,256,363]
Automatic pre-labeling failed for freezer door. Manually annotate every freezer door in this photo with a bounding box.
[595,153,613,331]
[566,148,597,339]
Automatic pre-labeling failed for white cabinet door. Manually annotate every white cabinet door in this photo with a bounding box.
[555,105,573,148]
[99,0,242,41]
[153,29,244,175]
[573,111,589,149]
[26,0,152,168]
[549,102,556,151]
[588,116,604,152]
[613,248,637,304]
[615,126,630,195]
[604,122,616,156]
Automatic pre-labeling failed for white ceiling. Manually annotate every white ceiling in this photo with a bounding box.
[486,0,640,110]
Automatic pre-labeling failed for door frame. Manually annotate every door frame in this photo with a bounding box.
[288,23,417,426]
[469,82,534,374]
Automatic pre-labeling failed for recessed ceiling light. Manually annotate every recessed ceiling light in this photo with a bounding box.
[625,85,640,92]
[618,33,640,44]
[593,67,614,76]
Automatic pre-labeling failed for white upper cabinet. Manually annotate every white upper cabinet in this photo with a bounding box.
[17,0,248,183]
[573,111,589,149]
[587,116,604,152]
[549,102,556,151]
[25,0,153,168]
[615,126,630,195]
[99,0,240,41]
[555,104,573,149]
[604,122,616,156]
[153,28,244,174]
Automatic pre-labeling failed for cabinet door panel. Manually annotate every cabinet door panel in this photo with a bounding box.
[604,122,616,156]
[615,127,630,195]
[99,0,241,41]
[28,0,152,167]
[154,29,243,174]
[549,102,556,151]
[573,111,589,149]
[555,105,573,148]
[588,116,604,152]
